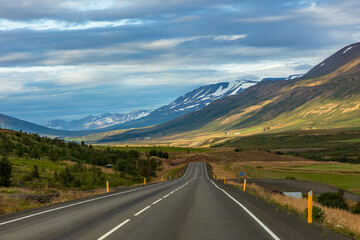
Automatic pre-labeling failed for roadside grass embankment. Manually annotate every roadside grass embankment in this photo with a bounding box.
[231,182,360,239]
[1,156,187,215]
[209,160,360,239]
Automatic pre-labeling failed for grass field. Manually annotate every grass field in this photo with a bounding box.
[217,128,360,163]
[96,146,212,153]
[211,160,360,193]
[244,167,360,191]
[284,163,360,173]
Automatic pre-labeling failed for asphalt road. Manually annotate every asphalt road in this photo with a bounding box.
[0,162,352,240]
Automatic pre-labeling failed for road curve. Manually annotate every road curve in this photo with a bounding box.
[0,162,351,240]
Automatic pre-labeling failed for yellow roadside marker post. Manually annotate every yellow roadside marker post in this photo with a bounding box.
[144,178,146,185]
[308,191,313,223]
[169,176,171,180]
[106,180,109,193]
[243,179,247,191]
[216,176,218,181]
[224,178,226,184]
[161,176,163,182]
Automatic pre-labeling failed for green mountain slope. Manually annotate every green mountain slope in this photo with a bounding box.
[99,42,360,143]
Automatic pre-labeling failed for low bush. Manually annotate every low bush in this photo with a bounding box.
[352,201,360,214]
[304,206,325,221]
[317,189,349,210]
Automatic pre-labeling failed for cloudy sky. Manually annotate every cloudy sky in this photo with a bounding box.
[1,0,360,124]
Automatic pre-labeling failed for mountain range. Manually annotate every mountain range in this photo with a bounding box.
[98,42,360,144]
[0,80,258,136]
[44,111,151,131]
[43,80,258,131]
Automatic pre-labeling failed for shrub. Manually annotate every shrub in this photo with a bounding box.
[352,201,360,214]
[31,165,40,179]
[304,206,325,221]
[317,189,349,210]
[0,154,12,187]
[285,176,296,180]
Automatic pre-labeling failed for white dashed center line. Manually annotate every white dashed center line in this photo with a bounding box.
[134,206,151,216]
[98,219,131,240]
[152,198,162,205]
[98,163,198,239]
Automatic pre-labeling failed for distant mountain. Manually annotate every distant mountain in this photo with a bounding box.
[98,42,360,143]
[46,80,258,131]
[0,80,258,136]
[44,110,151,131]
[118,80,257,128]
[0,114,83,137]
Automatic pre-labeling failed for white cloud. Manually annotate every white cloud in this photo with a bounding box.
[0,18,144,31]
[214,34,247,42]
[295,1,360,27]
[140,36,202,50]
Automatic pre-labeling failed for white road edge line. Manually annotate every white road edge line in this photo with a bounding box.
[203,162,209,179]
[134,205,151,216]
[152,199,162,205]
[97,219,130,240]
[163,194,170,198]
[0,162,193,226]
[210,180,281,240]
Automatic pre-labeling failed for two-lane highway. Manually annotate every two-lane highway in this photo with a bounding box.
[0,162,351,240]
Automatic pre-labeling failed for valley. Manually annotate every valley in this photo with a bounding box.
[2,1,360,239]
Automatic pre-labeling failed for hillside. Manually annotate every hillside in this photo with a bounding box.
[98,42,360,143]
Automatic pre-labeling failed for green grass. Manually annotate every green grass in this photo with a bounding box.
[12,158,68,172]
[284,164,360,173]
[337,138,360,143]
[96,146,212,153]
[217,128,360,163]
[0,189,25,194]
[168,168,180,177]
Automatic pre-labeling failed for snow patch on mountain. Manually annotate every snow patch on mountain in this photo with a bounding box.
[44,110,151,131]
[343,46,352,54]
[149,80,258,118]
[285,74,304,80]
